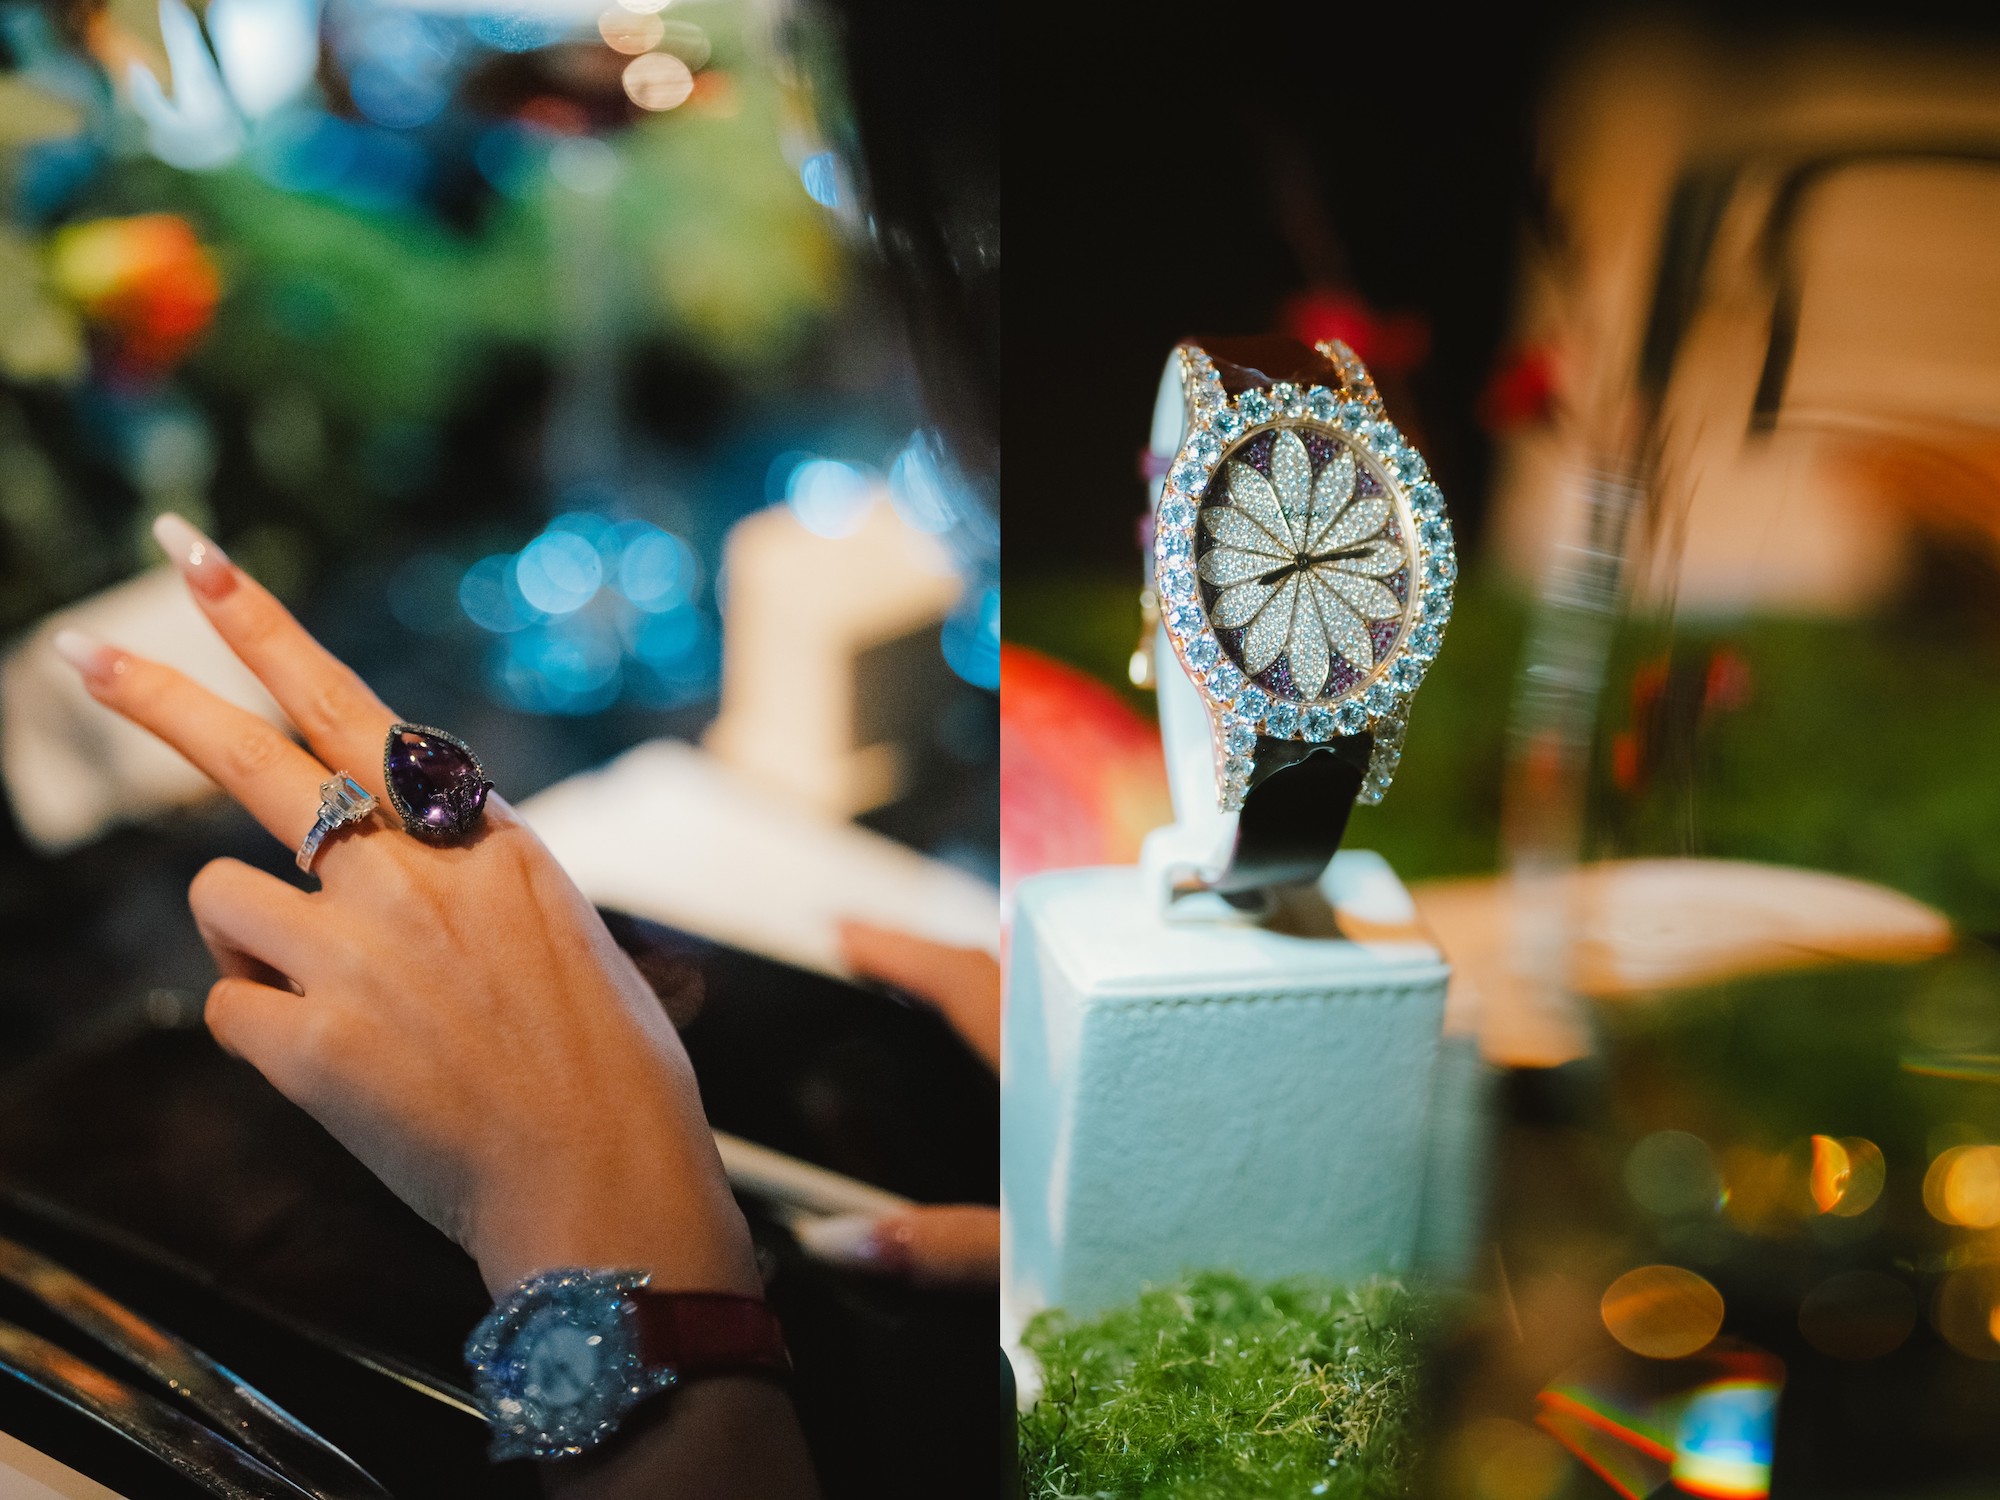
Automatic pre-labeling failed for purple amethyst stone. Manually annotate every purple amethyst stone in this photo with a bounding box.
[384,724,492,838]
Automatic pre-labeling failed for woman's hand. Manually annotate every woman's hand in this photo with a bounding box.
[55,514,758,1301]
[793,924,999,1289]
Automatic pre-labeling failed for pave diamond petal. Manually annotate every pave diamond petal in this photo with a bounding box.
[1269,430,1315,539]
[1310,575,1374,673]
[1212,578,1275,629]
[1287,583,1331,698]
[1223,462,1294,550]
[1319,570,1401,621]
[1198,547,1273,587]
[1320,493,1390,552]
[1333,539,1403,577]
[1304,450,1357,551]
[1240,574,1298,674]
[1204,504,1289,557]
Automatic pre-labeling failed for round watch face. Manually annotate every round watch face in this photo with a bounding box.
[522,1311,608,1412]
[1153,352,1456,808]
[465,1268,675,1462]
[1195,426,1414,704]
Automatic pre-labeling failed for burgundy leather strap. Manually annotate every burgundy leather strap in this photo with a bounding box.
[631,1292,791,1383]
[1193,335,1346,396]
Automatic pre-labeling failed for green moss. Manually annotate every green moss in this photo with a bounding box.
[1018,1273,1428,1500]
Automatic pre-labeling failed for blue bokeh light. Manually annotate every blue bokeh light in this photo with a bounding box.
[888,433,956,534]
[467,10,569,53]
[494,617,623,715]
[785,457,872,538]
[515,529,603,614]
[941,582,1000,691]
[800,151,840,208]
[616,525,696,611]
[454,513,716,713]
[459,552,545,633]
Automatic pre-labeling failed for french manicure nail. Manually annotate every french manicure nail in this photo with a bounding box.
[794,1213,896,1269]
[51,629,126,686]
[152,512,236,601]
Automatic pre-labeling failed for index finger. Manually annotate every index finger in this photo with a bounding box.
[153,514,398,799]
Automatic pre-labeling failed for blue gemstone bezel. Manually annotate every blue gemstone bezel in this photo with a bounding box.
[465,1268,677,1462]
[1154,340,1455,808]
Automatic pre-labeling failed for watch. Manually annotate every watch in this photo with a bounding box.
[465,1269,791,1461]
[1148,336,1454,901]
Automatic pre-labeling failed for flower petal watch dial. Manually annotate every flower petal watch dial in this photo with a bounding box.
[1153,339,1456,812]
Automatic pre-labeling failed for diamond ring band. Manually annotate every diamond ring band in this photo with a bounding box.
[296,774,378,874]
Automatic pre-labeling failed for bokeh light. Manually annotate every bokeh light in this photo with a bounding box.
[1808,1135,1885,1217]
[466,10,570,52]
[1601,1265,1725,1358]
[455,514,715,714]
[598,9,664,55]
[1797,1270,1917,1360]
[1672,1379,1779,1499]
[614,523,697,611]
[459,553,544,633]
[785,457,873,538]
[1925,1144,2000,1228]
[515,529,604,615]
[942,582,1000,691]
[655,20,711,67]
[623,52,695,112]
[888,432,957,534]
[1932,1264,2000,1360]
[800,151,841,209]
[208,0,320,120]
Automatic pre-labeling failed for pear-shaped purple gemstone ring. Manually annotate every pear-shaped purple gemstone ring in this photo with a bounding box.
[382,722,494,839]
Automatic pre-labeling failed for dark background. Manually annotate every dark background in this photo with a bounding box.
[1003,0,2000,583]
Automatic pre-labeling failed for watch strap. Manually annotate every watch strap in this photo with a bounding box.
[1206,734,1373,904]
[631,1291,791,1384]
[1190,334,1346,396]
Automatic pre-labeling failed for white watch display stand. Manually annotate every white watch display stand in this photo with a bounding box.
[1002,624,1454,1323]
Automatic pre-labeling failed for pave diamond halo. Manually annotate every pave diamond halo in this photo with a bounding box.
[1153,339,1455,810]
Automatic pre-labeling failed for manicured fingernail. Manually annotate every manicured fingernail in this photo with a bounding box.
[795,1213,905,1271]
[152,512,236,600]
[51,629,127,686]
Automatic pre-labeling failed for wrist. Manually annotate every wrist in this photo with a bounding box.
[470,1144,760,1298]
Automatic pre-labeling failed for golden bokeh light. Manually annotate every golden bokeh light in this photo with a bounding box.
[1933,1265,2000,1360]
[623,52,695,112]
[1600,1264,1725,1359]
[599,9,665,55]
[1797,1269,1917,1360]
[1809,1134,1885,1217]
[1925,1143,2000,1227]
